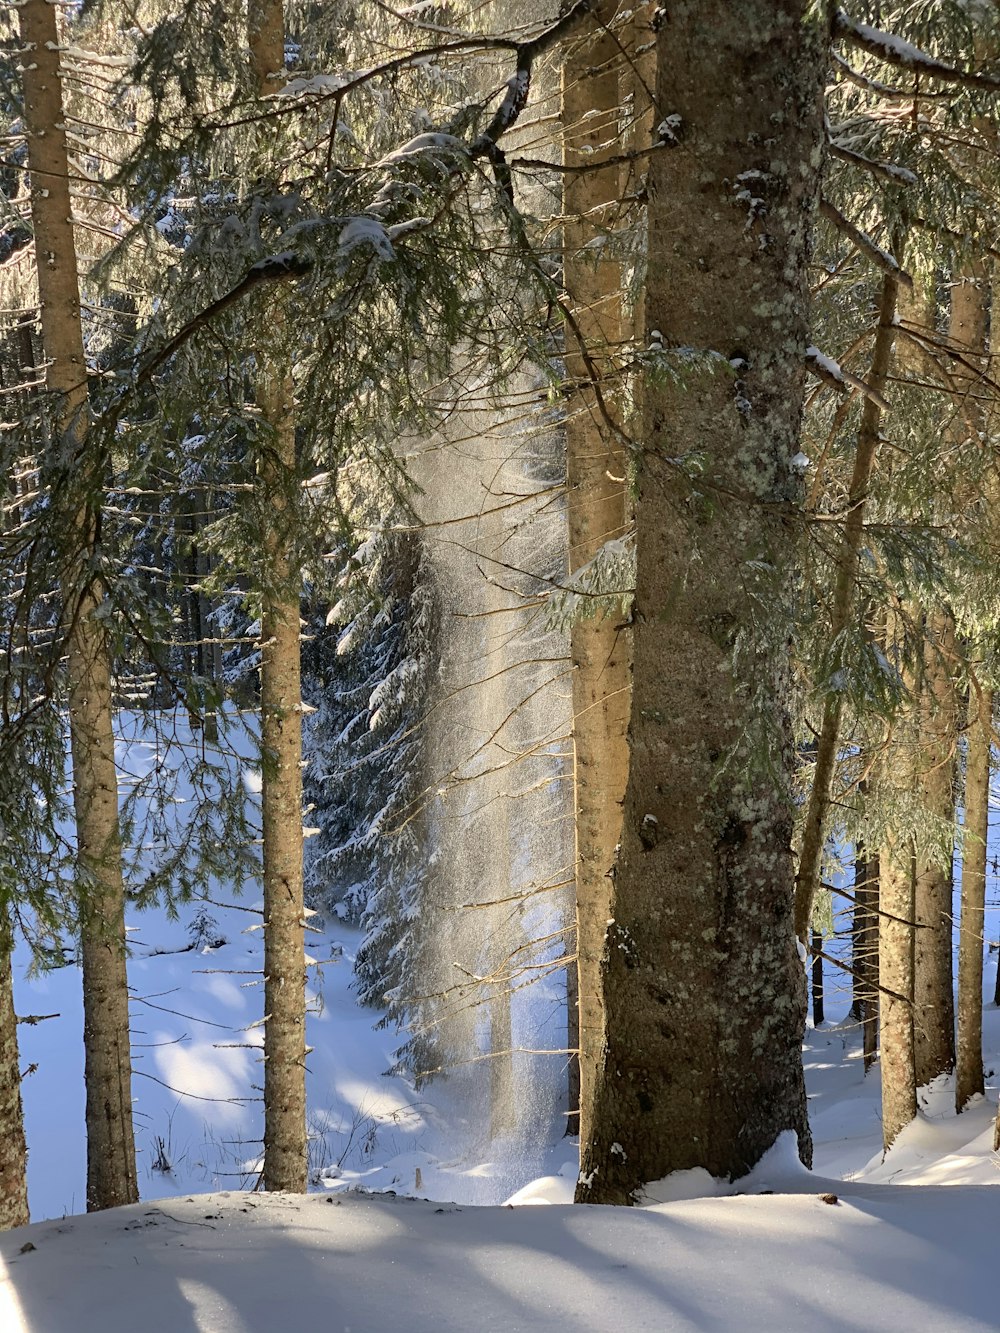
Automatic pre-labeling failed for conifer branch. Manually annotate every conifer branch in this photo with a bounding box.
[819,198,912,289]
[833,11,1000,93]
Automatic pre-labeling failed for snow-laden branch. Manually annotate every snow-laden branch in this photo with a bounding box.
[805,345,891,412]
[833,10,1000,93]
[827,140,918,188]
[819,197,912,289]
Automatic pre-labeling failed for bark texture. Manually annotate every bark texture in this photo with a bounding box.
[794,271,899,943]
[855,852,880,1073]
[956,684,991,1111]
[562,4,630,1146]
[879,840,917,1151]
[577,0,827,1203]
[259,403,308,1191]
[0,910,28,1230]
[911,609,956,1087]
[250,0,307,1193]
[19,0,137,1211]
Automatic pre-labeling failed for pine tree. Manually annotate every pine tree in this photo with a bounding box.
[560,1,631,1142]
[578,0,828,1202]
[18,0,137,1210]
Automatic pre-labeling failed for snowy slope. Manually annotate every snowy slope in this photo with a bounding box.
[3,1176,1000,1332]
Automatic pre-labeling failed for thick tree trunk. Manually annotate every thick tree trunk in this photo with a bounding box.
[910,269,988,1086]
[249,1,307,1193]
[19,0,137,1211]
[0,909,28,1230]
[577,0,827,1203]
[561,4,629,1148]
[956,684,991,1111]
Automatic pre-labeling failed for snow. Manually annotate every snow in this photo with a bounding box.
[9,718,1000,1328]
[5,1156,1000,1331]
[806,345,847,385]
[12,946,1000,1331]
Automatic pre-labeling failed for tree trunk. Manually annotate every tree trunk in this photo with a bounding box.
[858,853,880,1073]
[19,0,137,1211]
[879,838,917,1151]
[561,3,630,1148]
[0,909,28,1230]
[912,607,956,1086]
[249,1,307,1193]
[956,683,991,1111]
[811,930,825,1027]
[794,270,900,944]
[577,0,827,1203]
[259,417,307,1190]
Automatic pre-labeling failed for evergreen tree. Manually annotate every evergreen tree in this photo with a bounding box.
[578,0,828,1201]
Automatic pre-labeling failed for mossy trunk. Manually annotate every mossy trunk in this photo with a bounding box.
[577,0,827,1203]
[879,841,916,1152]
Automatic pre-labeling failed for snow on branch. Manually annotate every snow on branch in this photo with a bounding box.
[827,140,918,188]
[819,198,912,289]
[805,346,890,412]
[469,0,597,197]
[833,10,1000,93]
[132,252,313,389]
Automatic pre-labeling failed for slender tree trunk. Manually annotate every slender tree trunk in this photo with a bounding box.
[561,3,629,1147]
[258,389,307,1191]
[249,1,307,1193]
[879,839,917,1151]
[956,683,991,1111]
[851,848,867,1019]
[794,269,901,943]
[19,0,137,1211]
[879,599,918,1152]
[578,0,827,1202]
[858,853,880,1073]
[811,929,825,1027]
[0,908,28,1230]
[911,607,956,1086]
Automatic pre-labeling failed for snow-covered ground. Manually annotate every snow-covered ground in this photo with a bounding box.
[9,712,1000,1328]
[10,884,1000,1329]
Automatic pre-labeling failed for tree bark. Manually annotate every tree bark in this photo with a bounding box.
[577,0,827,1203]
[794,270,900,944]
[857,852,880,1073]
[811,929,825,1027]
[879,838,917,1151]
[561,3,630,1148]
[956,683,991,1111]
[0,908,28,1230]
[19,0,137,1211]
[249,0,307,1193]
[258,388,307,1192]
[911,607,956,1086]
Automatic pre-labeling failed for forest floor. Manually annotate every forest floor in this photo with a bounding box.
[8,878,1000,1329]
[8,709,1000,1328]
